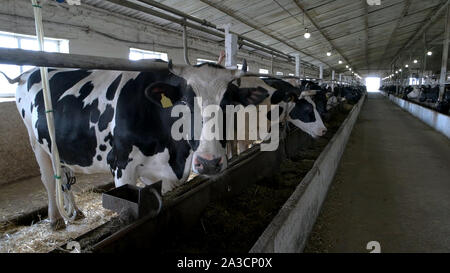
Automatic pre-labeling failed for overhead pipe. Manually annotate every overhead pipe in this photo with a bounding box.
[128,0,293,62]
[182,22,191,66]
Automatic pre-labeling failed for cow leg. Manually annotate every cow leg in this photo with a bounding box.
[59,166,85,220]
[227,141,238,159]
[238,141,250,155]
[32,144,66,230]
[113,165,137,188]
[68,191,86,220]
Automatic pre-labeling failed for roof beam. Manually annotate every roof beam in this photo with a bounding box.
[197,0,332,68]
[292,0,357,74]
[390,0,450,66]
[377,0,411,70]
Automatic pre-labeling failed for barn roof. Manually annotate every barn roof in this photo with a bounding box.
[83,0,449,77]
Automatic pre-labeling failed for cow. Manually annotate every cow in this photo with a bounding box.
[406,86,421,100]
[264,78,339,121]
[2,61,268,230]
[227,76,327,156]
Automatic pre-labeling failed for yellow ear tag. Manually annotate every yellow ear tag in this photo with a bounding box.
[160,94,173,108]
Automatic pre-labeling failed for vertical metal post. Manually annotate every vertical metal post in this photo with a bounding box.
[295,54,301,78]
[422,33,427,86]
[439,3,450,101]
[182,22,191,66]
[222,24,238,69]
[331,70,335,92]
[31,0,75,221]
[270,54,274,75]
[319,64,323,84]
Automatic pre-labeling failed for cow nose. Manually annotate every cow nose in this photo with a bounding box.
[193,154,223,175]
[321,128,327,136]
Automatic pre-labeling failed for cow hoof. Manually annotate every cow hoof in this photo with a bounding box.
[51,219,66,231]
[75,210,86,220]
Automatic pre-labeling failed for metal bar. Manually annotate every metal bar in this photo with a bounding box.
[295,54,301,77]
[31,0,75,221]
[0,48,170,71]
[439,3,450,101]
[182,23,191,66]
[0,48,301,82]
[390,0,450,66]
[422,33,428,86]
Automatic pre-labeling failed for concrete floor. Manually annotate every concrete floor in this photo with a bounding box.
[305,92,450,253]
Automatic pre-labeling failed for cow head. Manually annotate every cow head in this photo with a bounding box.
[286,91,327,138]
[257,78,327,139]
[159,62,266,175]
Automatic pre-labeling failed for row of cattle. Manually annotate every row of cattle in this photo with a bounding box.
[1,61,365,229]
[381,84,450,114]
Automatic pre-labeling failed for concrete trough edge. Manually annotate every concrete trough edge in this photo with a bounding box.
[381,92,450,139]
[249,94,366,253]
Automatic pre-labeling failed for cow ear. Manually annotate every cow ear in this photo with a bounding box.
[145,82,181,108]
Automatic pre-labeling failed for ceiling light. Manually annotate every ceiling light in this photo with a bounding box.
[327,52,332,56]
[339,60,343,64]
[304,29,311,39]
[414,59,418,64]
[427,51,432,56]
[405,64,409,68]
[346,65,349,68]
[399,69,402,72]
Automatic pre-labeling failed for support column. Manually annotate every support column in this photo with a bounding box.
[439,3,449,101]
[295,54,302,78]
[331,70,335,92]
[222,24,238,69]
[422,33,427,86]
[339,73,342,83]
[270,54,274,75]
[319,64,323,83]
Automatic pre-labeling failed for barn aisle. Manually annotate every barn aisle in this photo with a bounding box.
[305,92,450,253]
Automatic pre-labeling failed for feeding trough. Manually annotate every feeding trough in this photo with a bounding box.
[102,181,163,221]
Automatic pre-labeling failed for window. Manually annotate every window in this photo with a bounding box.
[197,58,216,65]
[276,72,283,76]
[0,31,69,97]
[259,68,269,75]
[289,73,295,76]
[129,48,168,62]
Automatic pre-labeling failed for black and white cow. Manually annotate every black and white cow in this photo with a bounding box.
[227,76,327,156]
[263,78,339,121]
[3,62,266,229]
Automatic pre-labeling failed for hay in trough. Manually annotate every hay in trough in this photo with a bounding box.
[0,190,116,253]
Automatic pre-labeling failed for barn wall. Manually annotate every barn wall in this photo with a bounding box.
[0,101,40,185]
[0,0,320,76]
